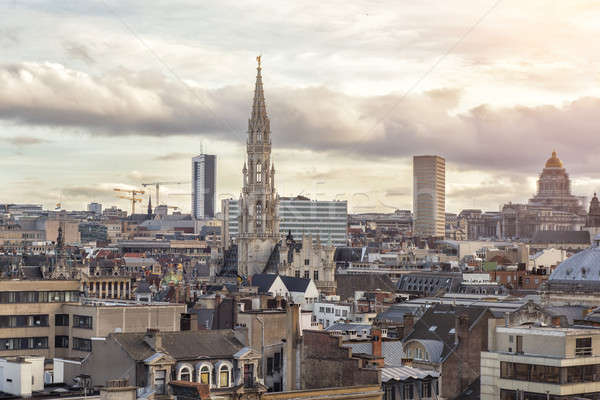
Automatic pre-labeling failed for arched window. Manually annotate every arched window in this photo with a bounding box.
[199,365,210,385]
[257,131,262,142]
[179,366,192,382]
[256,162,262,183]
[256,202,263,229]
[219,365,230,387]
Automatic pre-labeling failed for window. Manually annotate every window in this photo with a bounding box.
[403,383,414,400]
[342,310,348,317]
[267,357,274,375]
[73,315,92,329]
[72,337,92,352]
[0,314,48,328]
[295,270,300,278]
[55,314,69,326]
[179,367,192,382]
[274,352,281,373]
[576,337,592,356]
[55,336,69,348]
[243,364,254,388]
[304,271,309,279]
[509,335,514,343]
[256,202,263,229]
[335,309,340,317]
[199,366,210,385]
[313,271,319,281]
[256,163,262,183]
[304,259,309,266]
[422,381,432,398]
[319,307,324,313]
[516,335,523,353]
[385,385,395,400]
[0,337,48,350]
[219,365,230,387]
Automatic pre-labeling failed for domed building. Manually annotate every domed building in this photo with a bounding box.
[528,150,586,215]
[546,234,600,293]
[501,151,587,239]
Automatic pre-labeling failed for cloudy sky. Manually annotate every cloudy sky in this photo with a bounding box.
[1,0,600,214]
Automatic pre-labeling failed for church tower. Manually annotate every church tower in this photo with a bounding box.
[237,57,280,278]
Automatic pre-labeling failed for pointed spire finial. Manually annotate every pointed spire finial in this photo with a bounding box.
[256,55,261,69]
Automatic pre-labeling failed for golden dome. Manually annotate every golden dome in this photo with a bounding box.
[545,150,563,168]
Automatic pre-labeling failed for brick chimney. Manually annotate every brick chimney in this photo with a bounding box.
[371,327,383,357]
[403,313,415,339]
[144,329,162,351]
[455,313,470,346]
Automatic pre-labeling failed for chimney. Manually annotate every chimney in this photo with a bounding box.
[403,313,415,339]
[144,329,162,351]
[455,313,470,346]
[371,327,383,358]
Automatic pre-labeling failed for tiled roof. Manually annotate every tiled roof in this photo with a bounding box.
[112,330,244,361]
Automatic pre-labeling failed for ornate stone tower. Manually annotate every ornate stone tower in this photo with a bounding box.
[237,57,280,278]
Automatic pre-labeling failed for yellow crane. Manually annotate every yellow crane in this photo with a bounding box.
[141,181,189,205]
[113,188,145,215]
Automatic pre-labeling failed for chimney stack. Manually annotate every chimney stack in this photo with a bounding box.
[144,329,162,351]
[371,327,383,358]
[403,313,415,339]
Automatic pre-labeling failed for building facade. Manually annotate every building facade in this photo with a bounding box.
[236,58,280,278]
[223,197,348,247]
[192,153,216,220]
[482,323,600,400]
[413,155,445,237]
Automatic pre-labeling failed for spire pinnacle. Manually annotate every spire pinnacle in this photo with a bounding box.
[249,56,269,135]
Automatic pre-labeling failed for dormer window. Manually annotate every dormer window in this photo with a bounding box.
[219,364,231,387]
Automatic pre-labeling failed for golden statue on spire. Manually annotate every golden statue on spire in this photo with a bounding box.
[256,55,261,68]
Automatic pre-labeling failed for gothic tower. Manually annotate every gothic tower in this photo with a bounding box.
[237,57,280,278]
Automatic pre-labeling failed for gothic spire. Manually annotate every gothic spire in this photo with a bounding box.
[249,55,270,135]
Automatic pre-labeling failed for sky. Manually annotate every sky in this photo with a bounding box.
[1,0,600,214]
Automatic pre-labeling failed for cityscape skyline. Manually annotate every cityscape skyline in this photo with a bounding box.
[1,1,600,213]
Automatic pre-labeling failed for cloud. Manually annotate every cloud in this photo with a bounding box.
[63,41,95,64]
[153,152,194,161]
[0,62,599,176]
[61,186,116,200]
[5,136,47,146]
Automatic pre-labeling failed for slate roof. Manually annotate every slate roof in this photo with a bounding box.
[335,274,396,300]
[280,275,311,293]
[250,274,279,294]
[343,341,405,366]
[549,245,600,282]
[375,304,423,323]
[532,230,590,245]
[326,323,371,333]
[135,281,152,294]
[403,304,489,362]
[111,330,244,361]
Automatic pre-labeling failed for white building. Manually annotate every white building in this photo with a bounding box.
[314,301,352,328]
[223,197,348,247]
[482,320,600,400]
[0,356,44,397]
[413,155,445,237]
[529,247,566,270]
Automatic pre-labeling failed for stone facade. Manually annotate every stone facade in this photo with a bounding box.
[237,58,280,279]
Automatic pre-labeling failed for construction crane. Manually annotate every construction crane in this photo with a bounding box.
[113,188,145,215]
[141,182,189,205]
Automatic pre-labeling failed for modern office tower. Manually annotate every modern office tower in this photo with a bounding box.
[223,197,348,247]
[191,154,216,220]
[87,202,102,215]
[413,155,445,237]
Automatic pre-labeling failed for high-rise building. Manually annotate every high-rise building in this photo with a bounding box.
[413,155,445,237]
[87,202,102,215]
[236,57,280,278]
[223,197,348,247]
[191,153,216,220]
